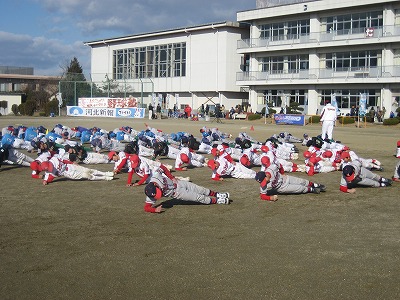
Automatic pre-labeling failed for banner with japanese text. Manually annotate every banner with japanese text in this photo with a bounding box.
[67,106,145,118]
[78,97,138,108]
[273,114,305,126]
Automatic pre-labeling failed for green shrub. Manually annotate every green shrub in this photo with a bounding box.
[309,115,320,123]
[24,100,36,116]
[383,118,399,126]
[338,116,355,124]
[18,103,26,115]
[11,104,19,115]
[365,116,375,123]
[45,100,59,117]
[247,114,262,121]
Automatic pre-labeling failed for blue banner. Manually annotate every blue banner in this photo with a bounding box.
[359,93,367,116]
[67,106,145,118]
[273,114,305,126]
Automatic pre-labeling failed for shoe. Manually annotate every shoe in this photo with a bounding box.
[377,167,384,172]
[318,184,327,192]
[311,187,321,194]
[380,177,392,185]
[217,192,230,199]
[105,176,113,181]
[216,197,230,205]
[105,171,114,177]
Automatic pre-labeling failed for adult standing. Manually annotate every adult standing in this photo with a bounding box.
[148,103,154,120]
[156,103,162,119]
[205,104,210,116]
[319,98,337,141]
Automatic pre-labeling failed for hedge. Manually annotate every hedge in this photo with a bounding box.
[309,115,320,123]
[338,116,356,124]
[383,118,400,126]
[247,114,262,121]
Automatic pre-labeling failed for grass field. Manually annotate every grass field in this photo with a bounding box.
[0,116,399,299]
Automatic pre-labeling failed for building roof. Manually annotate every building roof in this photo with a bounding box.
[84,21,249,46]
[0,74,60,81]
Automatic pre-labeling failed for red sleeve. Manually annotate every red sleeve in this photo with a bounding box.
[144,203,157,213]
[279,165,285,174]
[175,167,186,171]
[136,174,149,185]
[225,154,233,163]
[260,194,273,201]
[160,164,174,179]
[340,185,348,193]
[62,159,73,164]
[307,165,315,176]
[126,170,135,184]
[212,173,221,181]
[44,174,56,183]
[116,158,127,172]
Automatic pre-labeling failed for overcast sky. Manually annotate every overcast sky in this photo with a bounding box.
[0,0,255,77]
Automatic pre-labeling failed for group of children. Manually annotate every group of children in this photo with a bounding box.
[1,123,399,213]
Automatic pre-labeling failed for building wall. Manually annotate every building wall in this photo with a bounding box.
[87,23,249,110]
[237,0,400,117]
[0,94,22,115]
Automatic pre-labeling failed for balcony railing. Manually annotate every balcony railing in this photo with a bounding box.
[236,66,400,81]
[237,25,400,49]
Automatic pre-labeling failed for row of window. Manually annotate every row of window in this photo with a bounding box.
[113,42,186,79]
[259,50,386,73]
[261,89,380,109]
[258,10,388,40]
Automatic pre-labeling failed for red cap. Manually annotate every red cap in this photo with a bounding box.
[261,156,271,167]
[108,151,117,160]
[340,152,350,159]
[303,151,312,159]
[180,153,190,163]
[207,160,218,170]
[397,140,400,147]
[260,145,269,153]
[40,161,53,172]
[30,161,40,171]
[240,155,250,167]
[322,150,333,158]
[211,148,218,157]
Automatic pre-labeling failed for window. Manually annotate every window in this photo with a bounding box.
[261,55,309,73]
[320,89,379,109]
[113,42,186,79]
[260,20,309,41]
[324,51,378,71]
[326,11,383,35]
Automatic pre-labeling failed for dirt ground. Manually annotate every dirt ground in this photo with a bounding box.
[0,116,399,300]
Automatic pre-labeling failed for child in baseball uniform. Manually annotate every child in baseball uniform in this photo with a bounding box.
[0,146,34,167]
[144,170,230,213]
[207,158,256,181]
[174,145,207,171]
[254,165,326,201]
[126,154,177,187]
[41,156,114,185]
[339,158,392,193]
